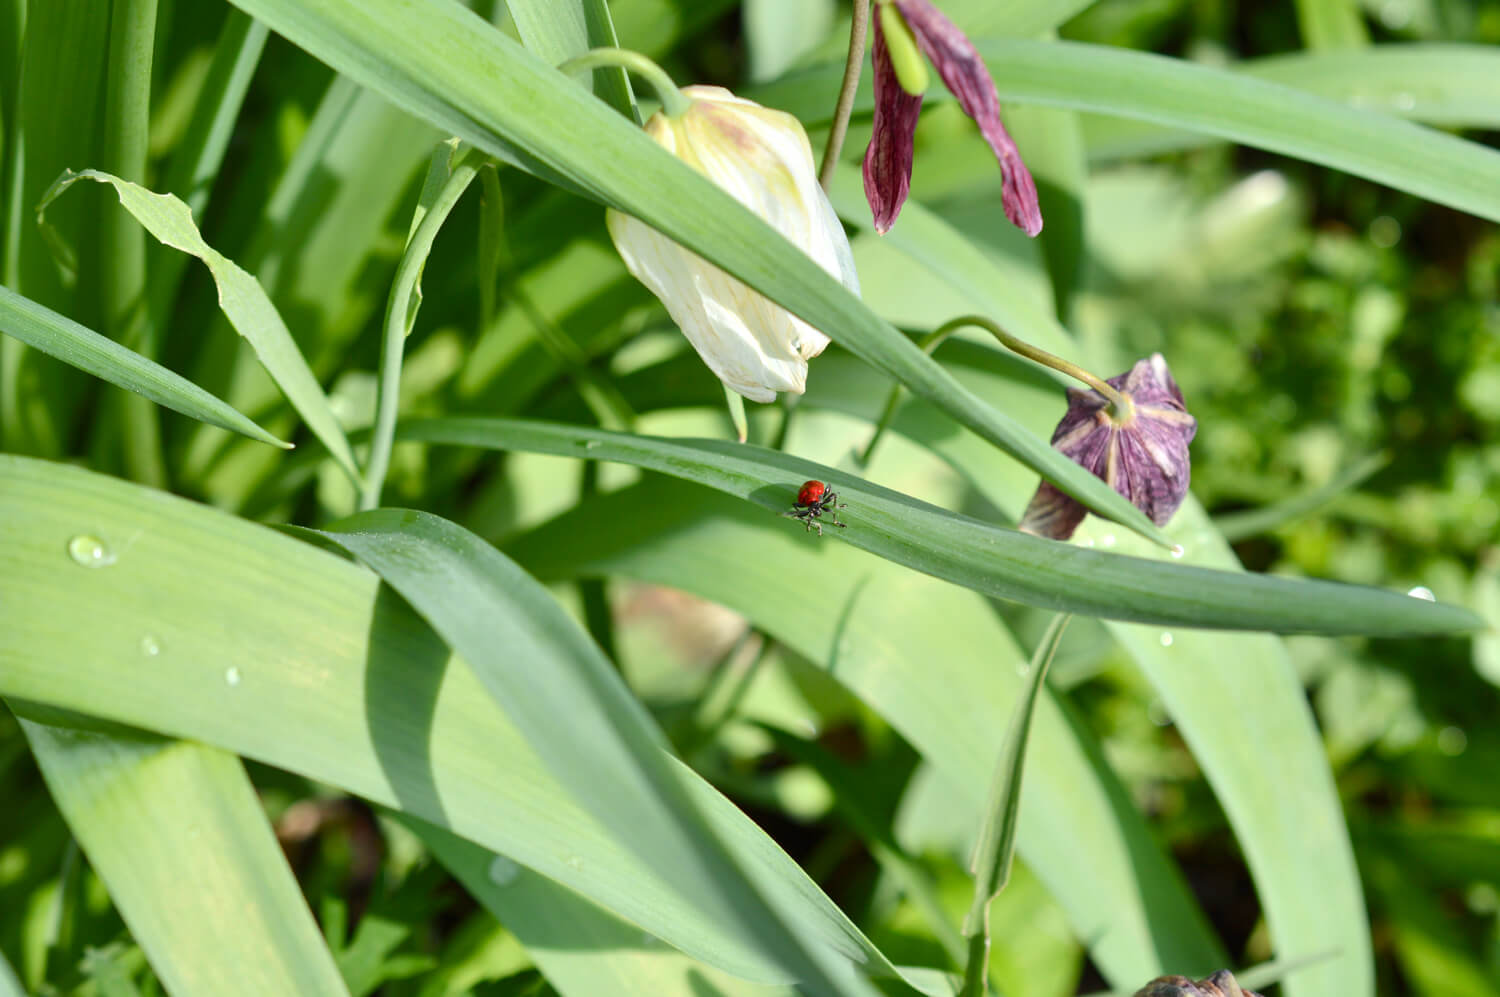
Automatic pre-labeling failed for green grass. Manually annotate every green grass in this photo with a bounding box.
[2,1,1498,995]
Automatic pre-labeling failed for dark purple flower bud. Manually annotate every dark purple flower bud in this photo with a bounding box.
[1135,971,1262,997]
[1020,354,1197,541]
[861,0,1042,236]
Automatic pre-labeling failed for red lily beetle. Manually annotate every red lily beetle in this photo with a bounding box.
[784,480,847,536]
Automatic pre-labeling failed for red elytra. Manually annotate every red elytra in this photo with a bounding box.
[796,480,827,506]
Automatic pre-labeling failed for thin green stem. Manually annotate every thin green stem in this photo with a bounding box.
[557,47,690,117]
[360,145,484,511]
[858,315,1131,466]
[818,0,871,190]
[958,613,1072,997]
[104,0,164,487]
[724,384,748,443]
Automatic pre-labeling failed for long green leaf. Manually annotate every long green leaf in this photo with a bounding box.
[315,510,886,997]
[19,720,350,995]
[400,415,1478,636]
[0,946,20,997]
[505,0,635,119]
[37,169,360,484]
[1083,44,1500,160]
[1294,0,1368,50]
[410,816,799,997]
[219,0,1172,545]
[0,456,918,993]
[504,477,1225,986]
[0,285,287,448]
[806,345,1376,997]
[2,0,109,456]
[101,0,165,485]
[752,39,1500,224]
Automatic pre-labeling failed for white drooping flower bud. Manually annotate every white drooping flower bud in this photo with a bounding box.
[606,86,860,403]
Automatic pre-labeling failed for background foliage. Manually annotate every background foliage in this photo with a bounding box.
[2,0,1498,995]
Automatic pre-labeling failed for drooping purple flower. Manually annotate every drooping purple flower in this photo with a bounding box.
[1135,971,1263,997]
[1020,354,1197,541]
[862,0,1043,236]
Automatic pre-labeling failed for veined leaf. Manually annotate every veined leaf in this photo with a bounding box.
[19,720,349,995]
[400,416,1479,636]
[37,168,360,484]
[0,456,918,994]
[0,285,287,448]
[219,0,1172,546]
[315,509,889,996]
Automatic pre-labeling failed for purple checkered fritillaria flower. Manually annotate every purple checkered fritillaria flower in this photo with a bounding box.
[1019,354,1197,541]
[863,0,1042,236]
[1135,971,1263,997]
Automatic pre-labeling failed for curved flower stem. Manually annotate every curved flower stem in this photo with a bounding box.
[858,314,1132,465]
[818,0,872,190]
[958,612,1072,997]
[361,143,484,511]
[558,47,691,117]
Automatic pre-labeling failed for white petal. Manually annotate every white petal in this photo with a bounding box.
[608,209,803,402]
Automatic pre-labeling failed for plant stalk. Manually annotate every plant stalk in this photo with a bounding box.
[818,0,871,190]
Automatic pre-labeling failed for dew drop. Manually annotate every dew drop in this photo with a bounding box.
[1159,632,1175,648]
[1407,585,1436,602]
[1169,544,1185,559]
[139,635,162,657]
[1392,92,1417,112]
[565,855,584,871]
[487,855,519,886]
[224,666,242,687]
[67,535,116,568]
[639,931,657,948]
[1079,537,1095,548]
[1098,533,1117,549]
[1016,660,1031,678]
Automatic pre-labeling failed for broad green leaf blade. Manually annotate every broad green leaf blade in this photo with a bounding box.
[219,0,1172,545]
[0,947,19,997]
[1075,508,1376,997]
[826,346,1376,997]
[315,510,885,997]
[409,816,801,997]
[505,478,1225,986]
[0,456,909,992]
[38,169,360,483]
[0,285,288,448]
[1294,0,1368,50]
[19,721,350,996]
[1082,44,1500,160]
[753,39,1500,224]
[400,416,1479,636]
[1,0,109,456]
[506,0,636,119]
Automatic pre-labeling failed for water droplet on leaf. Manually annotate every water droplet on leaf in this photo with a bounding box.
[67,535,115,568]
[487,855,519,885]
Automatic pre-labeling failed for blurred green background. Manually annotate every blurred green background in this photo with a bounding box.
[3,0,1500,994]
